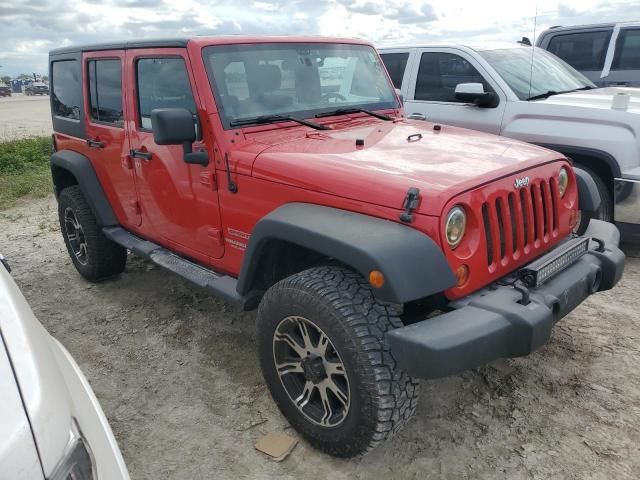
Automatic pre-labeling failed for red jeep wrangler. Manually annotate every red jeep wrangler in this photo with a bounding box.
[48,36,624,457]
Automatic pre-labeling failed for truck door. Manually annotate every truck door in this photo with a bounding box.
[83,51,141,228]
[124,48,224,261]
[403,48,506,135]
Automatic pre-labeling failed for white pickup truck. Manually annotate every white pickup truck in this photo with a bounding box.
[380,44,640,240]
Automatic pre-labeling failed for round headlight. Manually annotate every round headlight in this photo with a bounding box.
[446,206,466,249]
[558,167,569,197]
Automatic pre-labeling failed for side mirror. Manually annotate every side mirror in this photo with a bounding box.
[454,83,499,108]
[395,88,404,105]
[150,108,209,166]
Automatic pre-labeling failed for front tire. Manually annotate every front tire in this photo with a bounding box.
[257,266,418,457]
[58,186,127,281]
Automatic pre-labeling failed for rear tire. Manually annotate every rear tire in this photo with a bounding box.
[58,186,127,281]
[257,265,418,458]
[575,166,613,235]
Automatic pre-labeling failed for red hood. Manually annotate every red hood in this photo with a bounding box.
[249,120,563,216]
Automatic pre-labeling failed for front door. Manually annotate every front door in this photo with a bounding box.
[124,49,224,261]
[403,48,506,135]
[83,51,141,228]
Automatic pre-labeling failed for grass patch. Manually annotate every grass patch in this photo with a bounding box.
[0,137,53,210]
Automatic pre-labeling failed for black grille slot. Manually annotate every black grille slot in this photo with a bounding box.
[496,198,506,260]
[540,183,549,236]
[530,187,539,241]
[482,203,493,266]
[520,189,529,246]
[508,193,518,250]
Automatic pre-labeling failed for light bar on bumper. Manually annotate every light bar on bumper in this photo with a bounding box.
[518,237,589,288]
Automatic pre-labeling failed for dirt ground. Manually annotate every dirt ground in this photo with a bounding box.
[0,93,52,141]
[1,195,639,480]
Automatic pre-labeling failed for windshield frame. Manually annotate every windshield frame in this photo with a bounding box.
[479,47,596,101]
[202,42,399,130]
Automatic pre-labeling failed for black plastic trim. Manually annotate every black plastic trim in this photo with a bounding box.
[50,150,118,226]
[49,38,190,55]
[237,203,457,304]
[387,220,624,379]
[574,166,602,214]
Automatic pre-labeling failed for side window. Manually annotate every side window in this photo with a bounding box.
[136,58,196,129]
[612,29,640,70]
[380,53,409,88]
[88,59,123,126]
[414,52,493,102]
[52,60,82,120]
[547,31,611,71]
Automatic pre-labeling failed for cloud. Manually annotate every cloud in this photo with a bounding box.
[0,0,638,76]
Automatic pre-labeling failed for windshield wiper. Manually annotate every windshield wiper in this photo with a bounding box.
[229,114,330,130]
[315,107,393,121]
[526,86,595,101]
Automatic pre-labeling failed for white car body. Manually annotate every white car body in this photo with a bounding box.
[379,43,640,239]
[0,256,129,480]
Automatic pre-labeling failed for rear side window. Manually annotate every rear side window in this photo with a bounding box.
[88,59,123,126]
[380,53,409,88]
[414,52,493,102]
[52,60,82,120]
[546,31,611,71]
[612,29,640,70]
[136,57,196,129]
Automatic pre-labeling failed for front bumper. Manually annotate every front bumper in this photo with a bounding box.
[387,220,625,380]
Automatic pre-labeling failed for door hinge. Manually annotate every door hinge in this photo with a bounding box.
[207,228,223,245]
[199,172,217,191]
[122,154,133,170]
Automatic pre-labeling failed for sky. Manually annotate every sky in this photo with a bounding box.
[1,0,639,77]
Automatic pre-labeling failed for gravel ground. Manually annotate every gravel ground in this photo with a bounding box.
[0,93,52,140]
[1,196,639,479]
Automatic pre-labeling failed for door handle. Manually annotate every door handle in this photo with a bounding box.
[86,138,105,148]
[407,113,426,121]
[130,149,152,161]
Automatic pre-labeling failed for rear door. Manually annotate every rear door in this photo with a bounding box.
[379,49,412,90]
[606,27,640,87]
[83,51,141,228]
[124,48,224,261]
[403,48,505,134]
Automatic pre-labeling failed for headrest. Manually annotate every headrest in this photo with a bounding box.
[255,64,282,92]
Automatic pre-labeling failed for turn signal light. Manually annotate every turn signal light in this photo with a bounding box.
[369,270,385,289]
[455,265,469,287]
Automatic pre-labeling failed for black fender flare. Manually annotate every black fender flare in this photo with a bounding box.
[50,150,118,227]
[573,167,602,215]
[237,203,456,304]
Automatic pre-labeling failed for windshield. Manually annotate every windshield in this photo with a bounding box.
[479,47,596,100]
[203,43,398,128]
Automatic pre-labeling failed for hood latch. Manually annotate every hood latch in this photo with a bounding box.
[399,187,420,223]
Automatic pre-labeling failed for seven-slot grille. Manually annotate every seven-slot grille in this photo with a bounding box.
[482,177,559,268]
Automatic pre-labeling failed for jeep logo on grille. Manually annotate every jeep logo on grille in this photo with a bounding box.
[514,177,530,189]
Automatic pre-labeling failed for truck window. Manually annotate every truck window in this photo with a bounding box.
[379,53,409,88]
[88,59,123,126]
[414,52,493,102]
[612,29,640,70]
[546,31,611,71]
[52,60,82,120]
[136,58,196,129]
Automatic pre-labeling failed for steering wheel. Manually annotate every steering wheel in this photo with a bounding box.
[322,92,347,103]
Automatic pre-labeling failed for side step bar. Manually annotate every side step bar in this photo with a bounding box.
[103,227,245,306]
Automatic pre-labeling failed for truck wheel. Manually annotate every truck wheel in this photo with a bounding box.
[58,186,126,281]
[575,166,613,234]
[257,266,418,457]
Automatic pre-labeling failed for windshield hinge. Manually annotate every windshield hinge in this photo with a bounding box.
[399,187,420,223]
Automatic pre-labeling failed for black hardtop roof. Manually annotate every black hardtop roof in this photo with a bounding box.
[49,37,191,56]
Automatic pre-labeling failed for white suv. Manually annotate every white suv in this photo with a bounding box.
[0,254,129,479]
[380,44,640,240]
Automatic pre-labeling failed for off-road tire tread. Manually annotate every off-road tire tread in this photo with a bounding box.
[58,186,126,281]
[257,265,419,457]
